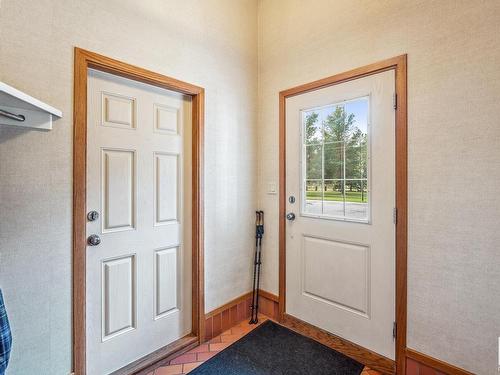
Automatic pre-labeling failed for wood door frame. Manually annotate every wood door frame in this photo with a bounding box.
[278,55,407,374]
[73,47,205,375]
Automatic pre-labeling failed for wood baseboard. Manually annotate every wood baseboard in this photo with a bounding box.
[406,348,474,375]
[258,289,279,302]
[205,291,253,319]
[204,291,252,340]
[280,313,395,375]
[110,334,198,375]
[257,290,279,320]
[204,289,279,340]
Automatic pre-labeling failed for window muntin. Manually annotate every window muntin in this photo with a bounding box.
[301,96,370,222]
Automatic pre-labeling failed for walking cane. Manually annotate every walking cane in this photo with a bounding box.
[250,211,264,324]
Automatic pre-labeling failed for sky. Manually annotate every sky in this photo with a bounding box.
[303,96,369,140]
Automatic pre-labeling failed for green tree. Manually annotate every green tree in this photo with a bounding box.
[323,106,356,143]
[323,107,355,186]
[323,106,366,198]
[304,112,320,144]
[304,112,321,187]
[345,128,367,193]
[304,105,368,201]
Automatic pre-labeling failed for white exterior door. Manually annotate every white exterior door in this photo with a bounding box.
[86,69,192,374]
[285,70,396,359]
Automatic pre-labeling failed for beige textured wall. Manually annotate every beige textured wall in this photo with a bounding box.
[0,1,257,374]
[1,1,499,374]
[257,1,500,374]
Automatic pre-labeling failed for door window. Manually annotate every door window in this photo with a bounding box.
[301,96,370,222]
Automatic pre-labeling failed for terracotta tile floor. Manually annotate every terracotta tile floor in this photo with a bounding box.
[149,315,381,375]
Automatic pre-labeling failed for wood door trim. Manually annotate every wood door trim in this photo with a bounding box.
[281,314,395,374]
[73,47,205,375]
[278,55,407,374]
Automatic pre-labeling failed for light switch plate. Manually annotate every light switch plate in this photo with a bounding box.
[267,182,277,194]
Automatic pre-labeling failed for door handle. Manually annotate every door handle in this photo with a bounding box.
[286,212,296,221]
[87,234,101,246]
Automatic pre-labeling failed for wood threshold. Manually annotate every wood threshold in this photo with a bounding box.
[72,47,205,375]
[406,349,474,375]
[281,314,395,375]
[110,335,198,375]
[278,55,407,375]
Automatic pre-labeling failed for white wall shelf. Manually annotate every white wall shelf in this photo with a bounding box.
[0,81,62,130]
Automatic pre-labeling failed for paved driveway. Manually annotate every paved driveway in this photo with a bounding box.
[304,200,368,220]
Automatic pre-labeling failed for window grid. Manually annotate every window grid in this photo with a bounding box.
[301,96,369,222]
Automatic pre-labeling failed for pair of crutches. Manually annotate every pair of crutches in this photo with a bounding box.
[249,211,264,324]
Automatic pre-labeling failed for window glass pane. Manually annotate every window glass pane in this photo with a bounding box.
[345,96,368,180]
[304,180,323,215]
[305,144,322,179]
[301,96,369,222]
[345,98,368,131]
[345,143,367,179]
[324,180,345,202]
[322,180,345,217]
[324,142,344,180]
[323,105,346,143]
[303,111,322,144]
[345,179,368,220]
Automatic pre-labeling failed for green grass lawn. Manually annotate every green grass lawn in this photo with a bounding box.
[306,190,368,203]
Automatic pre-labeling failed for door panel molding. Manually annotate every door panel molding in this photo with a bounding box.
[73,47,205,375]
[278,55,407,374]
[101,253,137,341]
[301,235,370,318]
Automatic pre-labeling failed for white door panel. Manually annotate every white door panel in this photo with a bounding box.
[154,152,179,225]
[102,255,136,340]
[101,92,136,129]
[286,70,395,359]
[86,69,192,374]
[301,235,369,316]
[101,148,136,232]
[154,103,180,134]
[154,247,180,318]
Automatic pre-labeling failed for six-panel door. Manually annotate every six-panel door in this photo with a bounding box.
[86,69,192,374]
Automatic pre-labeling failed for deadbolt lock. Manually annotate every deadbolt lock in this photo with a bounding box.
[87,210,99,221]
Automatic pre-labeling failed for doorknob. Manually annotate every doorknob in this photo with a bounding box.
[286,212,296,221]
[87,234,101,246]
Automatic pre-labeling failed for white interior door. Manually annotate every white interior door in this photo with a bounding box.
[86,69,192,374]
[285,70,396,359]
